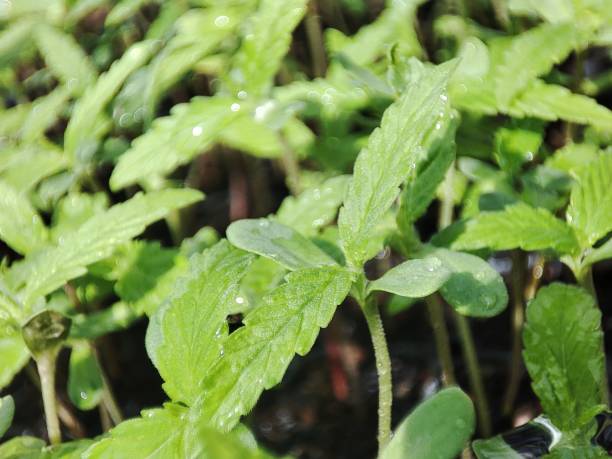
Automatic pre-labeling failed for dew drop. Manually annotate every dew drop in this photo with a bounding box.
[237,90,248,100]
[80,391,88,400]
[230,103,241,112]
[192,125,203,136]
[235,296,245,305]
[214,15,230,27]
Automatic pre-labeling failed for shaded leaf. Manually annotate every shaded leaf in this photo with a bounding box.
[381,387,475,459]
[0,328,30,389]
[0,395,14,438]
[523,283,605,431]
[68,341,103,410]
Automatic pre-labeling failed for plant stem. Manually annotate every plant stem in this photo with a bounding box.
[440,162,491,436]
[37,352,61,445]
[362,297,393,453]
[92,347,124,426]
[278,134,302,195]
[425,295,456,386]
[503,253,544,415]
[305,0,327,78]
[454,314,492,437]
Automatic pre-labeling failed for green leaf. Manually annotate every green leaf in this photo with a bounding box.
[275,175,350,236]
[509,80,612,129]
[105,0,155,25]
[0,180,48,255]
[0,18,36,67]
[227,0,307,97]
[0,327,29,389]
[494,124,543,175]
[398,122,456,228]
[452,202,580,255]
[68,341,103,411]
[1,144,68,192]
[493,22,579,109]
[110,96,239,190]
[338,59,455,267]
[83,404,274,459]
[0,436,45,459]
[19,86,72,141]
[149,241,253,405]
[472,434,524,458]
[0,395,14,438]
[368,257,452,298]
[380,387,475,459]
[47,439,95,459]
[523,283,605,431]
[70,302,138,340]
[65,40,155,158]
[34,24,96,95]
[567,153,612,247]
[191,266,352,431]
[424,247,508,317]
[12,189,202,308]
[545,445,609,458]
[227,219,337,270]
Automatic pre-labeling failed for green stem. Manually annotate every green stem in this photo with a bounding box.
[278,134,302,195]
[454,314,492,437]
[362,297,393,453]
[305,0,327,78]
[93,347,124,426]
[425,295,456,386]
[37,352,61,445]
[440,161,491,436]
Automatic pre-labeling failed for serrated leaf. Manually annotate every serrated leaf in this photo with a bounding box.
[227,0,307,97]
[398,123,456,228]
[567,154,612,247]
[65,40,155,158]
[0,180,48,255]
[545,445,609,458]
[493,22,579,109]
[83,404,273,459]
[523,283,604,431]
[275,175,350,236]
[381,387,475,459]
[0,328,30,390]
[70,302,138,340]
[227,219,337,270]
[338,60,455,267]
[19,86,71,141]
[1,144,68,192]
[34,24,96,95]
[149,241,253,404]
[46,439,95,458]
[424,247,508,317]
[545,143,599,174]
[68,341,103,411]
[110,96,239,190]
[50,192,109,243]
[0,395,14,438]
[368,257,452,298]
[508,80,612,129]
[12,189,202,308]
[452,202,580,255]
[191,266,352,431]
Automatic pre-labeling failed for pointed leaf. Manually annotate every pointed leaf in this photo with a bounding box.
[192,266,352,431]
[368,257,451,298]
[0,180,48,255]
[65,40,155,157]
[275,175,350,236]
[452,202,580,255]
[12,189,202,308]
[227,0,307,97]
[424,247,508,317]
[567,153,612,247]
[493,23,579,109]
[523,283,605,431]
[19,86,72,141]
[227,219,337,270]
[0,328,30,389]
[34,24,96,95]
[110,96,239,190]
[338,60,455,267]
[148,241,254,404]
[381,387,475,459]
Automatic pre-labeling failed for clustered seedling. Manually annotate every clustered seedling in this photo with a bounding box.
[0,0,611,458]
